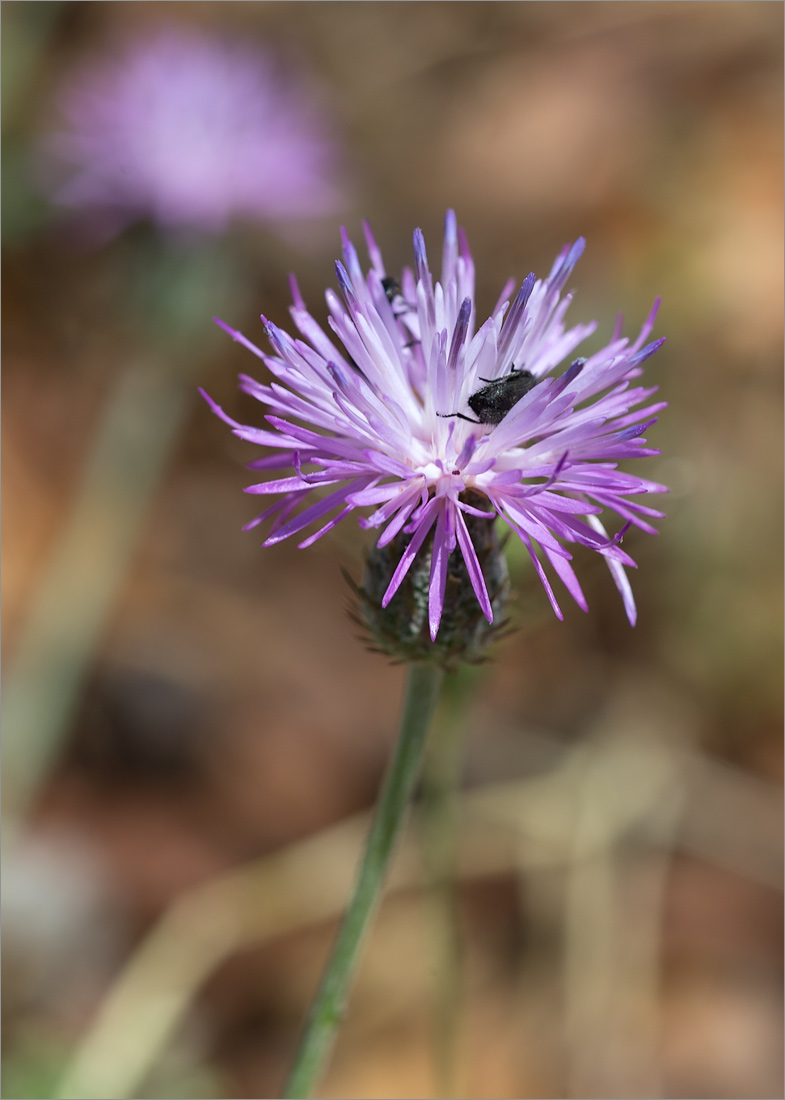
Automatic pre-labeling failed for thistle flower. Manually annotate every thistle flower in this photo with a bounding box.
[204,211,666,641]
[41,27,341,233]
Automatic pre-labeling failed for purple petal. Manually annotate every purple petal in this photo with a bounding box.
[493,495,568,554]
[447,298,472,373]
[428,505,450,640]
[456,497,496,519]
[362,219,385,275]
[348,482,403,506]
[298,503,355,548]
[242,497,291,532]
[213,318,267,361]
[516,527,564,621]
[288,274,306,311]
[631,297,661,352]
[497,273,536,362]
[413,227,430,286]
[492,277,517,318]
[264,480,364,546]
[199,387,244,429]
[441,209,458,285]
[245,472,340,495]
[264,417,368,461]
[375,494,421,546]
[341,228,364,288]
[543,547,588,613]
[361,450,415,478]
[455,508,493,623]
[335,259,360,313]
[587,514,638,624]
[628,337,666,369]
[246,450,301,471]
[382,498,439,607]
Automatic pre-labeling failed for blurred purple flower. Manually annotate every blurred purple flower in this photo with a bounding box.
[205,212,666,638]
[41,27,342,233]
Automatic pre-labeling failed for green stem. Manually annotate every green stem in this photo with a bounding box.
[420,666,481,1098]
[284,662,444,1099]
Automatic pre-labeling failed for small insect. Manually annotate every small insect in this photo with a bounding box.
[382,275,419,323]
[439,366,537,426]
[381,276,401,303]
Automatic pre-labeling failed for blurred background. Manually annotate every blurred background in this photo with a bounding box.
[2,2,782,1098]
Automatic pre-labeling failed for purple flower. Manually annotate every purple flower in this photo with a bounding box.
[205,212,666,639]
[41,27,341,233]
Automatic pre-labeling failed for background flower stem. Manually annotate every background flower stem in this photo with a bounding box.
[284,661,445,1099]
[2,238,244,839]
[1,363,189,830]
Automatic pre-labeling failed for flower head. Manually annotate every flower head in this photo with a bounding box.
[205,212,666,640]
[41,27,341,234]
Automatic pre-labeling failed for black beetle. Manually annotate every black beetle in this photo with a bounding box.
[439,366,537,426]
[440,357,588,426]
